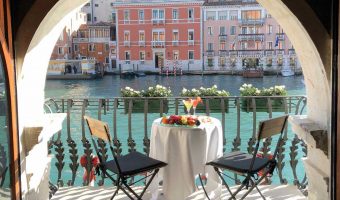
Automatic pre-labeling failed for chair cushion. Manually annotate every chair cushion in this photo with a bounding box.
[207,151,270,174]
[102,151,167,176]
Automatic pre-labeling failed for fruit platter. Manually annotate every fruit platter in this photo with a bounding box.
[161,115,201,127]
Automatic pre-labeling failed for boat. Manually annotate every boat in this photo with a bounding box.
[47,59,104,80]
[121,71,136,79]
[243,67,263,78]
[281,67,295,77]
[135,72,146,77]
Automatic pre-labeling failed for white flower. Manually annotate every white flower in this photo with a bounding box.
[239,88,244,91]
[213,85,217,88]
[200,87,204,90]
[192,88,198,92]
[270,87,274,90]
[256,89,260,94]
[182,88,187,93]
[125,87,131,90]
[148,87,153,90]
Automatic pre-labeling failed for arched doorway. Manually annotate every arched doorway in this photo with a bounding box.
[12,0,334,199]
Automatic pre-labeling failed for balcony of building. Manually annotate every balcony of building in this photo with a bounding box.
[238,49,264,57]
[152,41,165,48]
[205,50,215,56]
[265,49,275,56]
[72,38,89,43]
[219,34,227,42]
[42,96,308,200]
[238,18,265,26]
[275,49,285,56]
[238,34,265,41]
[152,19,165,25]
[289,48,296,55]
[138,41,145,47]
[276,33,285,40]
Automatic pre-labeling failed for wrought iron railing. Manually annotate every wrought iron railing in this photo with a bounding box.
[45,96,308,196]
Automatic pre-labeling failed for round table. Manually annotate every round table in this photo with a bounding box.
[149,116,223,200]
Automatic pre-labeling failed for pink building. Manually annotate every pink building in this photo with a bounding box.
[113,0,204,73]
[203,0,300,73]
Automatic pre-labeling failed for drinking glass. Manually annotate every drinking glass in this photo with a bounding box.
[182,99,193,115]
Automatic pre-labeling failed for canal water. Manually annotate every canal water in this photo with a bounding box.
[45,75,306,187]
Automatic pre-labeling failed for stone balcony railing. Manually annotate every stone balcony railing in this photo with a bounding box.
[238,18,265,25]
[238,34,265,41]
[43,96,308,199]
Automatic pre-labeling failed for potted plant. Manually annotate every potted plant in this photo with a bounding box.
[121,85,171,113]
[180,85,230,113]
[239,84,287,112]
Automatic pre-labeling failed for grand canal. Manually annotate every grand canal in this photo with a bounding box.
[45,74,305,98]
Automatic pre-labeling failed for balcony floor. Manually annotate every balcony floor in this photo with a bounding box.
[51,184,306,200]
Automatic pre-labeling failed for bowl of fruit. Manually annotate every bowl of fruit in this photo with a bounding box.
[161,115,200,127]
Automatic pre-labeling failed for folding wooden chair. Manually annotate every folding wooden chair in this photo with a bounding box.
[205,115,288,200]
[84,116,167,200]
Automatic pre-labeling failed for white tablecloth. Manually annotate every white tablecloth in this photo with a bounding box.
[149,117,223,200]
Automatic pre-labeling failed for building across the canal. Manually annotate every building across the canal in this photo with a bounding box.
[50,0,301,75]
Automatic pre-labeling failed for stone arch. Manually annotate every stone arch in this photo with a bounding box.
[14,0,331,198]
[14,0,88,197]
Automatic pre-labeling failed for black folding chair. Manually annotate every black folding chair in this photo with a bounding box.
[204,115,288,200]
[84,116,167,200]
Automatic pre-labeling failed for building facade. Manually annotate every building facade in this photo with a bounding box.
[203,0,300,73]
[113,0,204,73]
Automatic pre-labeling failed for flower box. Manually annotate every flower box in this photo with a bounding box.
[240,98,285,113]
[124,99,169,114]
[184,99,229,114]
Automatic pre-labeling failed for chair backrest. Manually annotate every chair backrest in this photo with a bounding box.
[84,116,111,142]
[248,115,289,173]
[257,115,288,140]
[84,116,122,174]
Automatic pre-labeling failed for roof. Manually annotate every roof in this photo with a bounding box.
[203,0,259,6]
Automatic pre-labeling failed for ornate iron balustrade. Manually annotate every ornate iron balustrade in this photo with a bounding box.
[238,34,265,41]
[45,96,308,196]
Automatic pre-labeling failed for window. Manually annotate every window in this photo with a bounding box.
[207,58,214,67]
[256,41,261,50]
[125,51,130,60]
[94,16,97,22]
[241,27,247,34]
[87,13,92,21]
[88,44,95,51]
[152,9,165,20]
[172,30,179,41]
[139,31,145,41]
[206,11,215,20]
[124,31,130,46]
[241,10,261,20]
[218,11,227,20]
[111,12,116,23]
[230,42,236,50]
[152,30,165,41]
[188,8,194,20]
[105,44,109,51]
[139,10,144,22]
[229,10,238,20]
[230,26,236,35]
[208,43,213,51]
[208,27,213,35]
[58,47,64,55]
[188,30,194,41]
[105,57,109,63]
[173,51,179,60]
[95,4,98,7]
[268,42,273,49]
[220,42,226,50]
[277,25,282,34]
[266,13,272,18]
[68,47,71,54]
[188,50,194,60]
[124,10,129,23]
[140,51,145,61]
[267,25,273,34]
[172,9,178,20]
[219,57,226,66]
[124,31,130,41]
[241,42,247,50]
[74,44,79,52]
[219,26,226,35]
